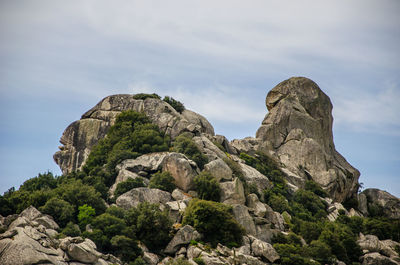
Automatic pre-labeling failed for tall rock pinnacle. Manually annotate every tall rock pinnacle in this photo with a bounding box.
[256,77,360,202]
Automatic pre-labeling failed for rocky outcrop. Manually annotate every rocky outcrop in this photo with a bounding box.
[54,95,214,174]
[361,188,400,219]
[0,206,121,265]
[116,187,172,210]
[111,152,200,195]
[255,77,360,202]
[164,225,201,254]
[358,233,400,265]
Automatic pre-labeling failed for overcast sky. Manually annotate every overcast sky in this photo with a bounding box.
[1,0,399,197]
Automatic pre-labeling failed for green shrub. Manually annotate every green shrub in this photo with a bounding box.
[172,133,208,169]
[149,171,176,193]
[19,171,57,192]
[78,204,96,228]
[304,180,327,198]
[293,189,327,217]
[114,178,145,198]
[163,96,185,113]
[83,110,169,190]
[130,257,146,265]
[193,257,206,265]
[110,235,142,262]
[132,93,161,100]
[124,202,172,251]
[183,199,244,247]
[61,221,81,237]
[40,197,75,227]
[194,171,221,202]
[266,193,290,213]
[306,240,332,264]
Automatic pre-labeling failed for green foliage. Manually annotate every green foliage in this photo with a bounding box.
[132,93,161,100]
[19,171,57,192]
[306,240,332,264]
[163,96,185,113]
[130,257,146,265]
[193,257,206,265]
[342,196,359,210]
[183,199,244,247]
[110,235,142,263]
[83,110,170,190]
[114,178,145,198]
[267,193,290,213]
[149,171,176,193]
[125,202,172,251]
[363,217,400,241]
[78,204,96,228]
[61,221,81,237]
[293,189,327,217]
[172,133,208,169]
[222,157,244,181]
[304,180,327,198]
[194,171,221,202]
[40,197,75,227]
[56,179,106,215]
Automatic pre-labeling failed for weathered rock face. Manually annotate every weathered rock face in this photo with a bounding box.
[116,187,172,210]
[361,188,400,219]
[0,206,121,265]
[255,77,360,202]
[54,95,214,174]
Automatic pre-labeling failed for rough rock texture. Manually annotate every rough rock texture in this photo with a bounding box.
[231,204,256,236]
[164,225,201,254]
[220,178,246,205]
[192,134,226,161]
[162,153,199,192]
[204,158,233,181]
[54,95,214,174]
[239,163,272,195]
[0,207,121,265]
[361,188,400,219]
[255,77,360,202]
[116,187,172,210]
[249,235,280,263]
[361,252,399,265]
[111,152,199,194]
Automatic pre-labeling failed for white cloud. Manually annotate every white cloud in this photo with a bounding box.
[129,81,265,123]
[333,81,400,135]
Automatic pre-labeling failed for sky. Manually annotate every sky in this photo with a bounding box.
[0,0,399,197]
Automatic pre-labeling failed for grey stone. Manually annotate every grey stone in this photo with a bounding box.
[249,235,280,263]
[116,187,172,210]
[247,194,267,217]
[255,77,360,203]
[164,225,201,254]
[54,95,214,174]
[239,163,272,195]
[231,204,256,236]
[361,188,400,219]
[204,158,233,181]
[192,134,226,161]
[361,252,399,265]
[162,153,199,192]
[143,252,159,265]
[358,234,382,252]
[220,178,246,205]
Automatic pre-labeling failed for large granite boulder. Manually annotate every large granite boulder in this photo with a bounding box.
[111,152,200,194]
[116,187,172,210]
[164,225,201,254]
[54,95,214,174]
[255,77,360,202]
[361,188,400,219]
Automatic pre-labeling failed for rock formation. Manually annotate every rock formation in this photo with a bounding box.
[54,95,214,174]
[360,188,400,219]
[0,206,121,265]
[255,77,360,202]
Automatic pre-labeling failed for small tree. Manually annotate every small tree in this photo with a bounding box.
[194,171,221,202]
[78,204,96,228]
[149,171,176,193]
[183,199,244,247]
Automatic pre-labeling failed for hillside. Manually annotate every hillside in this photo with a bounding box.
[1,77,399,265]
